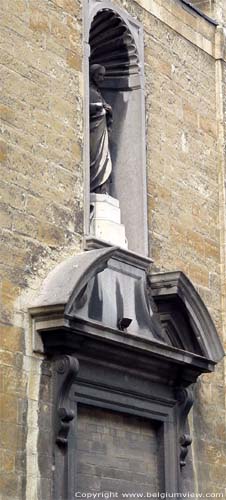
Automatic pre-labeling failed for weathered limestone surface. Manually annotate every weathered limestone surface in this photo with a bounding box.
[93,0,226,494]
[0,0,225,498]
[190,0,215,17]
[0,1,84,498]
[212,0,226,22]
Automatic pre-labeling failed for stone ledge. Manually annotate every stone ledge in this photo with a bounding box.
[136,0,226,60]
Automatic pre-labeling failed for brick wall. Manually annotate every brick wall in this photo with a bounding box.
[77,406,161,495]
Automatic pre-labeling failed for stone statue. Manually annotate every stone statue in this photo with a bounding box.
[89,64,113,194]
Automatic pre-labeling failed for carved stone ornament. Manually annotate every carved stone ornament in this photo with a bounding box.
[30,243,224,497]
[176,387,194,468]
[55,355,79,448]
[31,245,224,368]
[89,8,140,90]
[89,64,113,194]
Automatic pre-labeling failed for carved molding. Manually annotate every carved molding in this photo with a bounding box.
[55,355,79,448]
[176,387,194,468]
[179,434,193,468]
[89,8,140,90]
[149,271,225,363]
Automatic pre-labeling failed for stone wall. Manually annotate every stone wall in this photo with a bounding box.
[132,0,225,494]
[0,0,225,498]
[189,0,226,23]
[213,0,226,22]
[0,0,84,498]
[190,0,214,16]
[127,0,226,494]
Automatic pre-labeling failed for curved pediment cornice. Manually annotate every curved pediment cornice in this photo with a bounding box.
[30,248,224,382]
[149,271,224,363]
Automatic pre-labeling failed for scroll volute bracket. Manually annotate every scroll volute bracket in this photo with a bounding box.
[176,386,194,468]
[54,355,79,448]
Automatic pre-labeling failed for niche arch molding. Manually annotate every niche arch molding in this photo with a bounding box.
[84,0,148,255]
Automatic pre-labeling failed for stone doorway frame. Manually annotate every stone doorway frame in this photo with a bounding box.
[30,245,224,499]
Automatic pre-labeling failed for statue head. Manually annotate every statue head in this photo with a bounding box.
[90,64,106,86]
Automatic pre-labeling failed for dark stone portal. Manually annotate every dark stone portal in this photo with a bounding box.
[31,246,225,500]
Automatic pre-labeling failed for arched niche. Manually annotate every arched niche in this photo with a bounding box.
[89,9,141,90]
[84,1,148,255]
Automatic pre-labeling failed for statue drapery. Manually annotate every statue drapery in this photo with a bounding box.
[89,65,113,193]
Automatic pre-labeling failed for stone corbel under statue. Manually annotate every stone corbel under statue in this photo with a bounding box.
[90,193,128,248]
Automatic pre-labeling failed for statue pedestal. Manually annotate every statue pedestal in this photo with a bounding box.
[90,194,128,249]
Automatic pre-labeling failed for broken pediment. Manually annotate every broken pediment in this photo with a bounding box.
[30,246,224,380]
[149,271,224,363]
[31,246,164,344]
